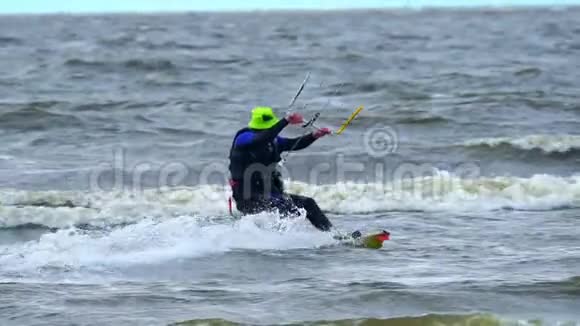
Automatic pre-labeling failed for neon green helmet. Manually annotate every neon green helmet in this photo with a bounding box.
[248,106,279,130]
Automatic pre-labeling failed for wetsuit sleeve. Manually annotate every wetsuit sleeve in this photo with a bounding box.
[278,134,317,152]
[234,119,289,148]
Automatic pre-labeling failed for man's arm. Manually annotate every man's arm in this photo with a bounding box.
[278,134,316,152]
[278,127,332,152]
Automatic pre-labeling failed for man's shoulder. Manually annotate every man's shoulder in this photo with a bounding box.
[234,130,256,147]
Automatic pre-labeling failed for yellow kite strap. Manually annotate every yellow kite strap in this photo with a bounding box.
[336,105,364,135]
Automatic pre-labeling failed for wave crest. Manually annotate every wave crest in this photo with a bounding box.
[462,135,580,154]
[1,173,579,228]
[174,313,507,326]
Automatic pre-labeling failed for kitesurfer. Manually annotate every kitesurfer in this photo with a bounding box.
[228,106,333,231]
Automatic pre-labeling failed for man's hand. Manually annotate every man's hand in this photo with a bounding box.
[313,127,332,139]
[286,112,304,125]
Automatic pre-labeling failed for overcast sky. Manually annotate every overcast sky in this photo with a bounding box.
[0,0,577,14]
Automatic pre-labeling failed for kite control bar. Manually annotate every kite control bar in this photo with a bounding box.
[299,105,364,136]
[302,112,320,128]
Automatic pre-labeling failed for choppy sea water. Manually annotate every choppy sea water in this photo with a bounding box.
[1,7,580,326]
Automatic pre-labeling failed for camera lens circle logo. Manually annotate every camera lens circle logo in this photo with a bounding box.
[364,125,398,157]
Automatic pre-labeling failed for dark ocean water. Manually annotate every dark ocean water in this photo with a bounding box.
[1,8,580,326]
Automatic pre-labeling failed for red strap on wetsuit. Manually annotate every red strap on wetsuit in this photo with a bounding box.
[227,179,238,216]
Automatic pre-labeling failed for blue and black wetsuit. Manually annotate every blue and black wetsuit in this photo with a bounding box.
[228,119,333,231]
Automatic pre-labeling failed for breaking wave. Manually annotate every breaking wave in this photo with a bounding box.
[1,172,579,228]
[173,313,558,326]
[0,214,332,277]
[462,135,580,154]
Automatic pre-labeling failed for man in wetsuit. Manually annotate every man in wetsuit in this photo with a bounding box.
[228,106,333,231]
